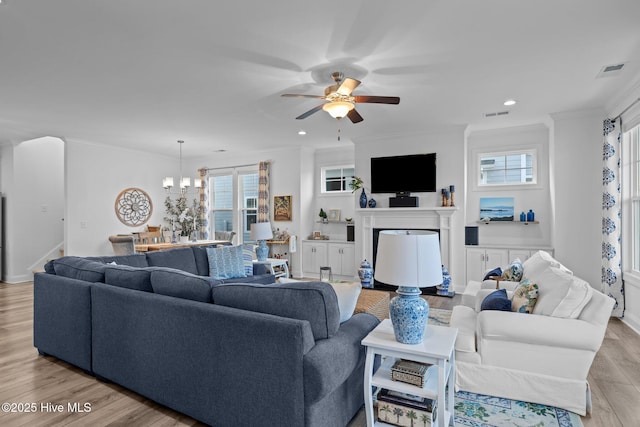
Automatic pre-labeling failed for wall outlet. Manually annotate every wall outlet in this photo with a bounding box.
[41,205,48,212]
[80,221,88,229]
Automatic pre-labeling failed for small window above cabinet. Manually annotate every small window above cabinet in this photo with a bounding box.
[320,165,355,194]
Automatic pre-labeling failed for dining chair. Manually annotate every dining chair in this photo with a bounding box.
[108,235,136,255]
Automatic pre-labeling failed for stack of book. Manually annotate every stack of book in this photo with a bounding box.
[375,388,437,426]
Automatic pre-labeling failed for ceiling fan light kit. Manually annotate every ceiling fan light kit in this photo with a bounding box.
[282,71,400,123]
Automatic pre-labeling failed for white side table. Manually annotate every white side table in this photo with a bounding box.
[253,258,290,278]
[361,319,457,427]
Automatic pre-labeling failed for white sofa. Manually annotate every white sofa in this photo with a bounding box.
[451,251,614,415]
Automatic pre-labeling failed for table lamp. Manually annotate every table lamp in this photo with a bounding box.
[374,230,443,344]
[250,222,273,261]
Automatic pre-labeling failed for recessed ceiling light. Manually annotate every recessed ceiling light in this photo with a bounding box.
[298,130,307,135]
[503,99,516,106]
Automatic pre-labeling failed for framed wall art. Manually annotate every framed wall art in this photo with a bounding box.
[115,187,153,226]
[273,195,292,221]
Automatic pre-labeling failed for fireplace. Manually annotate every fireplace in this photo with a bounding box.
[356,207,457,289]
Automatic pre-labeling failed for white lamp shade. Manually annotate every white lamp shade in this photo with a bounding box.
[250,222,273,241]
[374,230,443,288]
[180,177,191,188]
[194,178,202,188]
[163,177,174,188]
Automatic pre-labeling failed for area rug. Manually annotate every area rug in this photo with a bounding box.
[426,309,584,427]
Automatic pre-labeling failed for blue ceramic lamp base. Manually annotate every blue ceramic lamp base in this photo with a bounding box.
[256,240,269,261]
[389,286,430,344]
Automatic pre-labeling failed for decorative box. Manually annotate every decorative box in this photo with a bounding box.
[391,359,430,387]
[376,388,437,426]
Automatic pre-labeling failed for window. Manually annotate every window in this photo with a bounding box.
[209,169,259,243]
[628,126,640,271]
[478,150,536,186]
[321,165,355,193]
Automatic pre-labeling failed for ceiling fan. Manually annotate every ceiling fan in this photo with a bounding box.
[281,71,400,123]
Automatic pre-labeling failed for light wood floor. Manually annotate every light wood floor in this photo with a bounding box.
[1,282,639,426]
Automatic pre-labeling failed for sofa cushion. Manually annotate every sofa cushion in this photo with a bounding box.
[90,254,149,268]
[150,269,212,303]
[328,281,362,323]
[146,247,198,275]
[532,267,593,319]
[191,245,217,276]
[53,257,108,282]
[207,245,246,280]
[242,244,255,276]
[104,265,153,292]
[481,289,512,311]
[221,274,276,285]
[523,250,572,282]
[211,281,340,340]
[511,279,539,313]
[502,259,523,282]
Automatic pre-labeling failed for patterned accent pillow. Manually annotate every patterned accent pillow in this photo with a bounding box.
[242,244,255,276]
[511,279,539,313]
[502,258,524,281]
[207,245,247,280]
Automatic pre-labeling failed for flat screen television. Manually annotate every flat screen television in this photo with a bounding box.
[370,153,437,194]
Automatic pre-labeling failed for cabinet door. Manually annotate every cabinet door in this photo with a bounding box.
[328,244,343,274]
[485,249,508,270]
[302,242,327,276]
[508,249,531,263]
[328,243,355,277]
[466,248,487,282]
[340,244,355,277]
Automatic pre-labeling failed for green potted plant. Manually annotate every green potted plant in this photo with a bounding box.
[349,176,368,208]
[319,208,328,223]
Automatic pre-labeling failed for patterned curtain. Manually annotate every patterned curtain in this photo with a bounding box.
[258,161,270,222]
[602,118,624,317]
[198,168,209,240]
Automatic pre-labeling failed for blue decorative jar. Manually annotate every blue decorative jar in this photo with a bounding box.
[389,286,429,344]
[526,209,535,222]
[520,212,526,222]
[438,265,451,294]
[368,198,376,208]
[359,189,368,208]
[358,259,374,288]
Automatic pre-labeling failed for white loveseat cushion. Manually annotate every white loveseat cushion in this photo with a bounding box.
[530,266,593,319]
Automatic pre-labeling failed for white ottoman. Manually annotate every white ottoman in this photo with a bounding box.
[461,280,482,308]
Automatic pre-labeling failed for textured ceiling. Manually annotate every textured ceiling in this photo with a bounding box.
[1,0,639,158]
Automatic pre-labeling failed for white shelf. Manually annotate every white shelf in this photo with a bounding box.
[371,358,443,400]
[476,220,539,225]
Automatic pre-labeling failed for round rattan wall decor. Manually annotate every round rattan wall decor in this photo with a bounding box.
[115,187,153,227]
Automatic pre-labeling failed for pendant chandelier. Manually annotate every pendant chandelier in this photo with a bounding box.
[163,140,200,194]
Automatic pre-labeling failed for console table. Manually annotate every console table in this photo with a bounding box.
[134,239,228,252]
[253,258,290,278]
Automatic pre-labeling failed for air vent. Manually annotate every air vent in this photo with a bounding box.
[484,111,509,118]
[596,63,625,78]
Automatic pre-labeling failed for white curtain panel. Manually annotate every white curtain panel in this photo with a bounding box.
[198,168,209,240]
[602,118,624,317]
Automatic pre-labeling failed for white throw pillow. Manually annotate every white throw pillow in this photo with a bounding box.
[531,267,592,319]
[523,250,573,283]
[329,282,362,323]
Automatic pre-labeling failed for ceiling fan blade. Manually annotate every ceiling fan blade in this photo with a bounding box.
[281,94,325,99]
[295,104,325,120]
[347,109,364,123]
[336,78,361,96]
[354,95,400,105]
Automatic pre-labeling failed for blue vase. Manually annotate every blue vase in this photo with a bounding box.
[368,198,376,208]
[438,265,451,293]
[389,286,429,344]
[526,209,535,222]
[359,189,368,208]
[358,259,374,288]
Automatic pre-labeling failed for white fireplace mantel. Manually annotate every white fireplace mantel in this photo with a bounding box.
[356,207,458,268]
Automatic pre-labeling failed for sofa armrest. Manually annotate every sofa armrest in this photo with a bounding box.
[303,313,379,404]
[481,279,521,291]
[477,310,605,352]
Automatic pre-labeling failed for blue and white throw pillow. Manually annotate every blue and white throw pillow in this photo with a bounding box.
[503,258,524,282]
[242,244,255,276]
[207,245,247,280]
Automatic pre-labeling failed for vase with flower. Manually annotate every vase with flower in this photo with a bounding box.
[164,195,204,243]
[349,176,368,208]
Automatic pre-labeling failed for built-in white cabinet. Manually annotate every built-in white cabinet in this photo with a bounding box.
[328,243,355,277]
[465,246,554,283]
[301,240,355,279]
[466,248,509,283]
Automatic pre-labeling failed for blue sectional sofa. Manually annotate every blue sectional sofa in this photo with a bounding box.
[33,246,379,427]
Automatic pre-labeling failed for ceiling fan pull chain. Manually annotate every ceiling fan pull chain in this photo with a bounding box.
[337,126,341,142]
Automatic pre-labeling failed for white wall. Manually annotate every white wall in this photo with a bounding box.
[550,109,604,289]
[65,140,177,256]
[353,127,467,289]
[466,124,552,249]
[2,137,64,282]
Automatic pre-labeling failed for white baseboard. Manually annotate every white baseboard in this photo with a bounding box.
[622,311,640,336]
[3,272,33,284]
